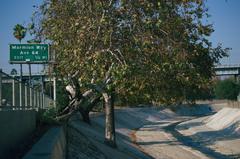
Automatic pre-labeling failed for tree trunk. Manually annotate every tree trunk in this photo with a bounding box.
[79,109,90,124]
[103,92,116,148]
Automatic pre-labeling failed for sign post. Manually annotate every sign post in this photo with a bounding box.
[9,44,51,108]
[20,64,22,107]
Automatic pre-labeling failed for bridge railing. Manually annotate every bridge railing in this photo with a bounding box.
[0,69,54,110]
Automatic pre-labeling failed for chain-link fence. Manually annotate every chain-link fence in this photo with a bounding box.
[0,69,54,110]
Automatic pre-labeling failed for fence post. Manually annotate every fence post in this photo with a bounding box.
[30,87,32,107]
[37,90,40,109]
[25,84,28,108]
[19,82,22,108]
[33,89,36,109]
[43,94,45,109]
[35,90,37,109]
[0,69,2,107]
[41,75,44,109]
[39,92,42,109]
[12,78,15,108]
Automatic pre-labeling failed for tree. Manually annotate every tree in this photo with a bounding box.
[30,0,228,146]
[214,78,240,100]
[13,24,27,108]
[10,69,18,76]
[13,24,27,43]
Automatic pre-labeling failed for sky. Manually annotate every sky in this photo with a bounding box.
[0,0,240,74]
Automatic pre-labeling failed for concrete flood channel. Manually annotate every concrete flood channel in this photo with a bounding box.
[24,106,240,159]
[134,106,240,159]
[65,106,240,159]
[164,121,231,159]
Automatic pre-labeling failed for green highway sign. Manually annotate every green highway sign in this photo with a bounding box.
[9,44,50,64]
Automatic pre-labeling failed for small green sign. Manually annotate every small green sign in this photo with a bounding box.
[9,44,50,64]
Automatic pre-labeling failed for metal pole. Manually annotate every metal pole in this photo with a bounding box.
[38,91,41,109]
[28,64,32,108]
[41,75,44,109]
[34,91,36,108]
[0,69,2,107]
[36,90,38,109]
[41,75,45,94]
[53,76,57,107]
[19,64,23,107]
[30,87,32,107]
[41,93,43,109]
[28,64,32,85]
[33,89,36,109]
[25,84,28,108]
[12,78,15,108]
[20,64,22,80]
[39,92,41,109]
[43,94,45,109]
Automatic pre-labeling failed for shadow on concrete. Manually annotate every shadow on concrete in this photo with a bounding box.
[165,121,234,159]
[68,111,155,159]
[137,140,181,146]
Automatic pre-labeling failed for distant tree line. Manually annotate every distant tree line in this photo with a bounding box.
[214,78,240,100]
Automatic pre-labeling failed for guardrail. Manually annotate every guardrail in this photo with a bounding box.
[0,69,54,110]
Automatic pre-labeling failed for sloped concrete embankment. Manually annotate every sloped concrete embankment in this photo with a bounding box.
[22,108,164,159]
[67,107,211,159]
[176,107,240,157]
[67,108,163,159]
[24,106,219,159]
[23,126,66,159]
[0,110,36,158]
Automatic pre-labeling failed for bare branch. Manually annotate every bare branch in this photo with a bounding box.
[115,49,127,65]
[66,85,76,99]
[55,110,76,121]
[100,49,124,65]
[86,96,102,112]
[83,89,94,98]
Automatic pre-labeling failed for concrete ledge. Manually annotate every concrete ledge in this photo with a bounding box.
[23,126,66,159]
[0,110,36,158]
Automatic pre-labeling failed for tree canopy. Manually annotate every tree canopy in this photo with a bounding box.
[31,0,228,106]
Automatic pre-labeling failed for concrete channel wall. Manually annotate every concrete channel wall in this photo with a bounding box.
[0,110,36,158]
[23,126,66,159]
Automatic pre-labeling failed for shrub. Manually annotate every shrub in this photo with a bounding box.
[214,78,240,100]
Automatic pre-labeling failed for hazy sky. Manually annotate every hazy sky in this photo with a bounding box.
[0,0,240,74]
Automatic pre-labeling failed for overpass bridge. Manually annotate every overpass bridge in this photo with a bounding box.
[214,64,240,101]
[214,64,240,77]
